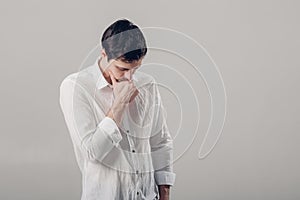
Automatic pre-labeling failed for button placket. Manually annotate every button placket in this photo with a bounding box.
[125,129,135,152]
[123,110,142,194]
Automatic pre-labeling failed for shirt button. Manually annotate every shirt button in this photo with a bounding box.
[126,130,129,133]
[136,191,140,195]
[132,149,135,153]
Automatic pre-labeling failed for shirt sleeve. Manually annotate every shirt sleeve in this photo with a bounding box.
[149,81,176,186]
[59,77,123,162]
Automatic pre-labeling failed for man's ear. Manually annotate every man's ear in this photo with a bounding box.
[100,49,109,69]
[100,49,115,71]
[101,49,107,59]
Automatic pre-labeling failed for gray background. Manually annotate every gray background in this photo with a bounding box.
[1,0,299,199]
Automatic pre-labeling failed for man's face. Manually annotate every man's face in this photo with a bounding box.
[103,57,143,82]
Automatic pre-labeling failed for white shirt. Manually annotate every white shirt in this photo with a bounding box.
[59,57,176,200]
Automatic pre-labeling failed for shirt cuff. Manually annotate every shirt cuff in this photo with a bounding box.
[154,171,176,186]
[97,117,122,144]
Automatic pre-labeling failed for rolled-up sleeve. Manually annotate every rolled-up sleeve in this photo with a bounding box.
[59,77,122,162]
[149,81,176,186]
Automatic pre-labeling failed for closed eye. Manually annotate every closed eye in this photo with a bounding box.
[116,65,140,71]
[116,66,129,71]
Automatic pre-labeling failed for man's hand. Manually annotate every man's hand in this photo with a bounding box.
[158,185,170,200]
[129,88,139,103]
[109,71,138,104]
[106,71,138,125]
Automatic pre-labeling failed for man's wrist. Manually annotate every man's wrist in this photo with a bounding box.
[106,102,127,125]
[106,109,114,120]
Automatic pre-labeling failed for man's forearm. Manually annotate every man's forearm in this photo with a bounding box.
[106,102,126,125]
[158,185,170,200]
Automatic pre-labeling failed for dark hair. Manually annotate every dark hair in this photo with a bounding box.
[101,19,147,63]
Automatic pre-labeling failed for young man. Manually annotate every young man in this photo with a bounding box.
[59,19,175,200]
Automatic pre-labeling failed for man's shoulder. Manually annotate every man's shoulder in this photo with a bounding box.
[134,71,156,87]
[60,66,95,90]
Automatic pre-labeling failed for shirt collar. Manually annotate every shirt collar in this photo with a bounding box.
[92,56,112,90]
[92,56,138,90]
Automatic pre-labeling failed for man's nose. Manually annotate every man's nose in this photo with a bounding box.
[124,70,132,80]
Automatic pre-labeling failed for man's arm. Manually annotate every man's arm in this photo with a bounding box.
[106,71,138,125]
[149,80,176,199]
[59,78,123,162]
[59,72,138,163]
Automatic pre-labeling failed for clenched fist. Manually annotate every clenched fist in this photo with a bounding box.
[106,71,139,125]
[109,71,139,104]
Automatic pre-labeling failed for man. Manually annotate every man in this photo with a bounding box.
[59,19,175,200]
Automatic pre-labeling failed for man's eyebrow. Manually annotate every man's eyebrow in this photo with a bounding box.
[116,65,140,70]
[116,65,130,70]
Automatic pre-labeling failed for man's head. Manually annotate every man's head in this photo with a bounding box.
[99,19,147,83]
